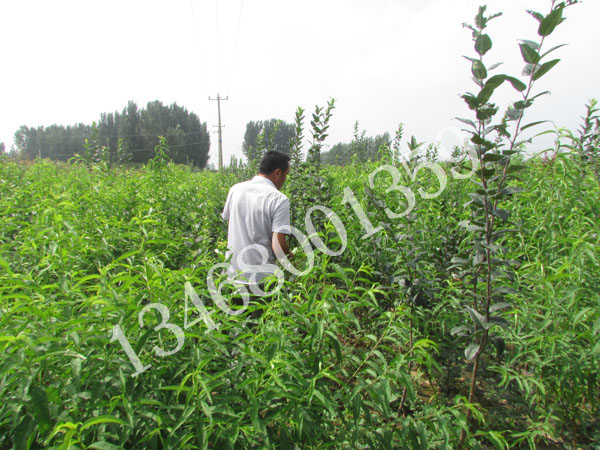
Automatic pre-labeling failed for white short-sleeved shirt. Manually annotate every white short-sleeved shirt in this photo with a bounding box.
[222,175,290,283]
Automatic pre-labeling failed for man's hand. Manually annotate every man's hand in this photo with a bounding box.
[272,232,290,260]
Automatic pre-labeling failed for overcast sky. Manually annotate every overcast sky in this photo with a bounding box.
[1,0,598,164]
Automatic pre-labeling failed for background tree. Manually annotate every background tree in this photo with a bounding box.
[321,142,351,165]
[11,100,210,168]
[242,119,295,162]
[120,101,145,163]
[139,101,210,167]
[321,121,391,165]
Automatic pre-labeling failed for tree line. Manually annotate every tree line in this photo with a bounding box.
[241,119,391,166]
[8,102,392,168]
[12,100,210,167]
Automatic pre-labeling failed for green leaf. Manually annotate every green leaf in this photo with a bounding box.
[473,252,485,266]
[489,316,510,328]
[477,104,498,121]
[505,76,527,92]
[462,93,480,110]
[527,10,544,23]
[451,325,469,336]
[134,327,156,354]
[475,34,492,56]
[530,90,551,101]
[495,286,517,294]
[89,443,126,450]
[492,209,510,221]
[472,60,487,80]
[501,186,525,195]
[538,7,563,36]
[0,256,14,275]
[485,430,509,449]
[520,120,549,131]
[483,153,506,162]
[467,307,487,329]
[490,302,511,313]
[451,256,469,265]
[485,123,509,137]
[326,330,343,365]
[81,415,129,432]
[471,135,495,149]
[514,138,532,148]
[519,43,540,64]
[469,192,484,206]
[481,167,496,178]
[514,100,534,110]
[477,74,507,104]
[477,86,494,105]
[29,386,52,435]
[465,343,480,361]
[475,5,487,29]
[14,415,35,450]
[532,59,560,81]
[507,164,527,174]
[520,39,540,50]
[455,117,477,129]
[492,337,505,357]
[505,107,522,121]
[280,430,293,450]
[541,43,568,58]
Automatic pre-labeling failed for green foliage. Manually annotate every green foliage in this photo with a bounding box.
[454,1,579,445]
[0,2,596,449]
[1,134,598,449]
[80,122,110,169]
[149,136,172,174]
[322,122,392,165]
[12,100,210,168]
[242,119,295,164]
[289,107,305,167]
[569,98,600,181]
[307,98,336,167]
[286,99,336,227]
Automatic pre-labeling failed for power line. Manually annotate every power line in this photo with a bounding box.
[215,0,220,94]
[189,0,210,96]
[226,0,244,97]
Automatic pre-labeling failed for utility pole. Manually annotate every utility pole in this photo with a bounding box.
[209,93,228,170]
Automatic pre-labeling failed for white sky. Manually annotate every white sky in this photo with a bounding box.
[1,0,598,164]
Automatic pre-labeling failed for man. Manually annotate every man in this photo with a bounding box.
[221,151,292,307]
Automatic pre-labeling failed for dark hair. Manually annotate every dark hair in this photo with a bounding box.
[259,151,290,175]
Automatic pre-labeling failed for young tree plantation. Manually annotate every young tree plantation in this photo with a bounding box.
[0,2,598,449]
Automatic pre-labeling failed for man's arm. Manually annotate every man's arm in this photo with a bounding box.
[272,232,291,259]
[222,189,233,222]
[271,196,291,259]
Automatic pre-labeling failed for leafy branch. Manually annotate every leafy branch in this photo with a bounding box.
[454,2,578,446]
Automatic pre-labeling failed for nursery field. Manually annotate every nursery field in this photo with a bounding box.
[2,4,600,448]
[0,150,598,449]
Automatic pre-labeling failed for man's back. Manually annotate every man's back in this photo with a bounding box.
[222,175,290,283]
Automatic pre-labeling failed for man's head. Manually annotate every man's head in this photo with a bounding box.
[259,151,290,190]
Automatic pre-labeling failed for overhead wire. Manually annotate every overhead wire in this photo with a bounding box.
[215,0,220,94]
[226,0,244,97]
[189,0,211,99]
